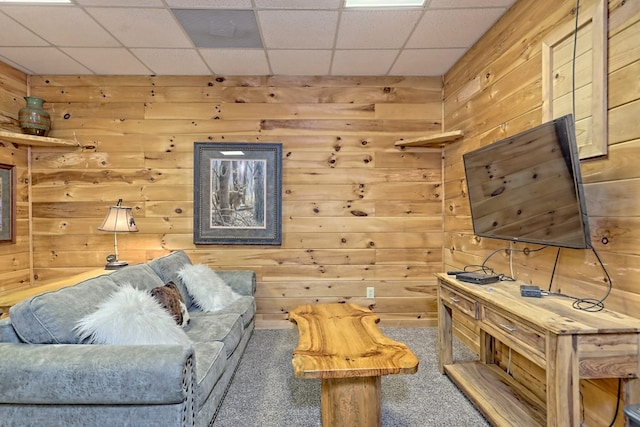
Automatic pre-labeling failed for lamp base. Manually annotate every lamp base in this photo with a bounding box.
[104,260,128,270]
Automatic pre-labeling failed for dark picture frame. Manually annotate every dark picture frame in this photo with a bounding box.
[194,142,282,245]
[0,163,16,243]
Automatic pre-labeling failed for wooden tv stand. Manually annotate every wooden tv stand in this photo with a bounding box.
[437,273,640,427]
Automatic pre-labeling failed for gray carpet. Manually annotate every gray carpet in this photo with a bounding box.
[213,327,490,426]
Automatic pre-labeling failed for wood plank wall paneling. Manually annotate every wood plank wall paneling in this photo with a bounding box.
[18,74,445,328]
[0,62,30,295]
[443,0,640,425]
[0,0,636,421]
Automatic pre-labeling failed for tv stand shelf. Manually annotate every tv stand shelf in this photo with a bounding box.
[445,362,546,426]
[437,273,640,427]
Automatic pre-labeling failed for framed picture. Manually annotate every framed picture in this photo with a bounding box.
[0,163,16,243]
[194,142,282,245]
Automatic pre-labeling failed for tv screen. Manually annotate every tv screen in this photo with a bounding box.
[462,114,591,249]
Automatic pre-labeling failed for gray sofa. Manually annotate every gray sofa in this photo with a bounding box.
[0,250,256,427]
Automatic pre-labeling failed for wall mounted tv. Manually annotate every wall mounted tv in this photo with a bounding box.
[462,114,591,249]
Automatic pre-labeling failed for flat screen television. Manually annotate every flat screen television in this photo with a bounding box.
[462,114,591,249]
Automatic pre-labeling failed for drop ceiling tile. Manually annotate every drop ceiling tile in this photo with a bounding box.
[0,47,91,74]
[76,0,164,5]
[131,48,210,75]
[0,2,516,76]
[200,49,270,75]
[0,12,48,46]
[2,6,120,47]
[166,0,252,8]
[62,48,151,75]
[268,50,332,75]
[331,50,398,75]
[407,8,507,48]
[336,9,422,49]
[173,9,262,48]
[86,8,192,48]
[254,0,341,9]
[429,0,515,8]
[391,48,465,76]
[258,10,338,49]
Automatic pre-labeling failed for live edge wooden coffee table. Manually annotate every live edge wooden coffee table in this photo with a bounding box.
[289,303,419,427]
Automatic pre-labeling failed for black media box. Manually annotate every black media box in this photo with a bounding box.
[455,272,500,285]
[520,285,543,298]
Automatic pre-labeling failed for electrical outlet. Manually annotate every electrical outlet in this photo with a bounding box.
[366,287,375,299]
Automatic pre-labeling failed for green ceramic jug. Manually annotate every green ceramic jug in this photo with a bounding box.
[18,96,51,136]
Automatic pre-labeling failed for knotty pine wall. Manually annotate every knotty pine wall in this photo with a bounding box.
[0,62,30,295]
[443,0,640,425]
[13,75,443,329]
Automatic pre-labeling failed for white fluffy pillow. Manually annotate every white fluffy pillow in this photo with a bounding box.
[178,264,241,312]
[74,284,190,345]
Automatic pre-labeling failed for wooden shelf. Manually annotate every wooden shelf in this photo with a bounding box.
[0,130,79,147]
[395,130,464,148]
[444,362,546,427]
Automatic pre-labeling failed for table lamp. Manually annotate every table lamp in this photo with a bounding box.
[98,199,138,269]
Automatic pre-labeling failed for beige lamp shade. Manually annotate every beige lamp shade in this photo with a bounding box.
[98,204,138,233]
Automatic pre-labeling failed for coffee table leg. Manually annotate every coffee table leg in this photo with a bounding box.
[321,376,381,427]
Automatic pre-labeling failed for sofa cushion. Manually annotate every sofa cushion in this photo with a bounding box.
[74,284,190,345]
[179,264,241,312]
[108,263,166,292]
[214,270,256,296]
[192,341,226,410]
[9,274,119,344]
[185,312,244,358]
[147,250,194,308]
[212,296,256,329]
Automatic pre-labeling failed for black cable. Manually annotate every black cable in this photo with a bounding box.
[572,0,579,121]
[548,0,617,314]
[570,247,612,312]
[463,245,548,281]
[548,247,561,291]
[580,388,585,426]
[545,247,612,312]
[607,379,622,427]
[480,247,506,276]
[459,264,498,276]
[544,291,578,300]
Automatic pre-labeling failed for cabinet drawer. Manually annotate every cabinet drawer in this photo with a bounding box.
[482,306,546,363]
[440,285,478,319]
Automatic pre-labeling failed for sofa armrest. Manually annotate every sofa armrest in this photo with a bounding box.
[215,270,256,296]
[0,343,194,405]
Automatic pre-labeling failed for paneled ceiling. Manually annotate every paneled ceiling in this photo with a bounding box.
[0,0,516,76]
